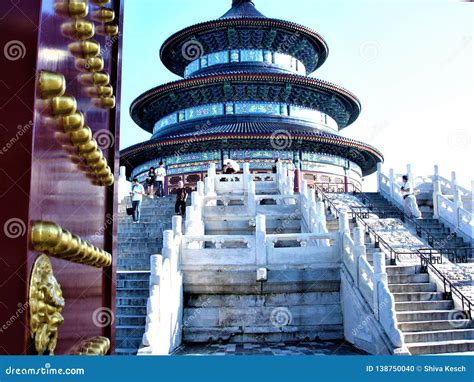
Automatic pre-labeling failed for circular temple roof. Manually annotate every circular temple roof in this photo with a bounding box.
[120,121,383,177]
[130,72,361,133]
[160,17,329,77]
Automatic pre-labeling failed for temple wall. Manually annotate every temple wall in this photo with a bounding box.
[129,150,363,193]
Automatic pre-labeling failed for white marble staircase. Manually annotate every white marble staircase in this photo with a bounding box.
[326,205,474,355]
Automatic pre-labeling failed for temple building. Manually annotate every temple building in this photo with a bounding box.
[120,0,383,192]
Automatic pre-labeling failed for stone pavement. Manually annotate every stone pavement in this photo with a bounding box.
[173,341,367,356]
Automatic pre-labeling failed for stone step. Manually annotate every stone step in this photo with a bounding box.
[117,261,152,269]
[115,325,145,340]
[183,325,343,343]
[116,314,147,326]
[117,263,151,272]
[397,310,461,322]
[414,226,447,233]
[118,236,163,242]
[388,273,429,284]
[183,304,342,329]
[118,227,169,234]
[185,292,340,308]
[416,219,445,225]
[392,292,445,302]
[117,257,153,264]
[407,339,474,355]
[385,265,417,275]
[183,269,340,294]
[116,288,149,297]
[118,212,175,219]
[398,319,473,332]
[116,305,147,315]
[116,272,150,280]
[395,300,453,312]
[116,336,143,349]
[118,249,157,257]
[116,296,148,306]
[114,348,138,356]
[116,279,149,289]
[389,283,436,293]
[403,329,474,343]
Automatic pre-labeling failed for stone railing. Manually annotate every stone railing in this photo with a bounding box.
[378,163,473,242]
[140,215,184,355]
[339,211,406,354]
[141,163,408,354]
[205,162,294,196]
[180,212,339,270]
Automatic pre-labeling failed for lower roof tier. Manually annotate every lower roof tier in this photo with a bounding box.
[130,72,361,133]
[120,121,383,176]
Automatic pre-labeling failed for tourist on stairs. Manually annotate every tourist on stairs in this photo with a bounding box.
[131,178,145,223]
[400,175,422,219]
[146,167,156,199]
[175,180,187,216]
[156,161,167,197]
[272,158,279,174]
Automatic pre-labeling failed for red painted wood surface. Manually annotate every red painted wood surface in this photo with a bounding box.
[0,0,123,355]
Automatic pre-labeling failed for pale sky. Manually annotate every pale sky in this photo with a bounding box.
[120,0,473,190]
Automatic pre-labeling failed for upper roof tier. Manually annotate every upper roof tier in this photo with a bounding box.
[160,0,329,78]
[221,0,266,18]
[130,72,361,134]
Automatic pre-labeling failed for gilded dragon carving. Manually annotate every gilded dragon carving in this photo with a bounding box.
[29,254,65,355]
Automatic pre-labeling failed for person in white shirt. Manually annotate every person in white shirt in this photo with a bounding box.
[401,175,421,219]
[156,162,167,198]
[130,178,145,223]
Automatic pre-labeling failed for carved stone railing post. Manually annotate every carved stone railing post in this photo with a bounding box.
[207,163,216,193]
[433,165,441,219]
[248,179,256,216]
[256,214,267,266]
[172,215,182,269]
[372,251,387,320]
[196,181,204,198]
[373,249,404,348]
[454,188,462,229]
[243,162,250,191]
[339,211,350,235]
[451,170,457,191]
[142,254,163,348]
[376,162,382,192]
[389,168,395,200]
[406,163,413,185]
[162,230,175,261]
[277,161,283,187]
